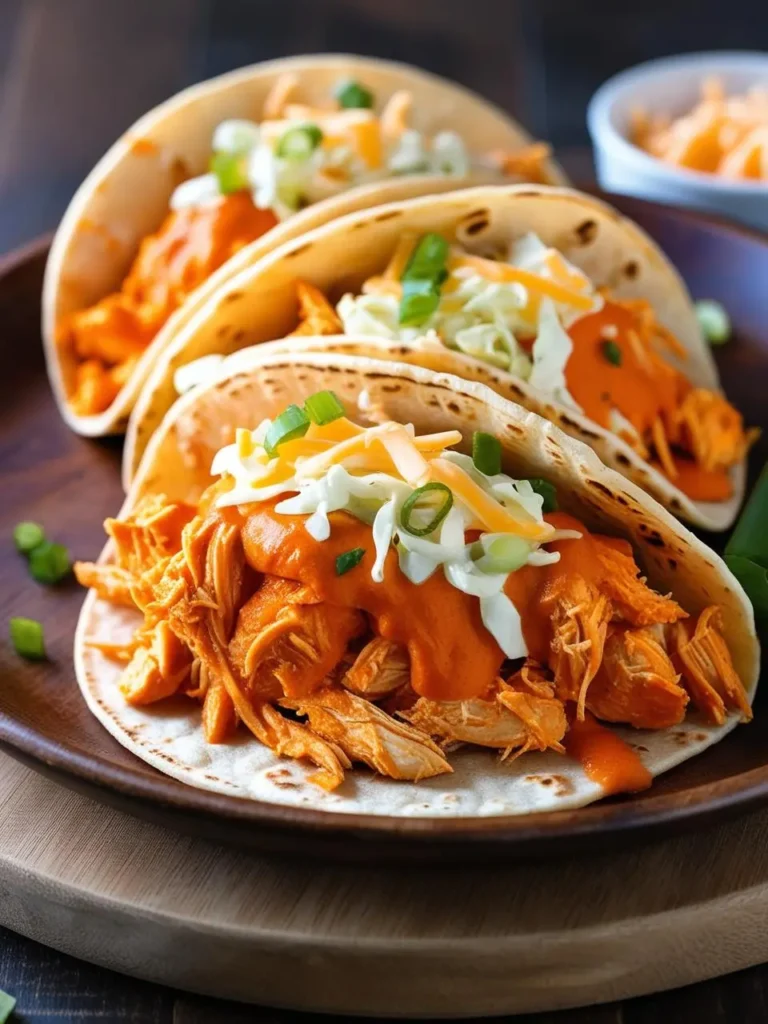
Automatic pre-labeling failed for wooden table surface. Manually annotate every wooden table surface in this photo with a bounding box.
[1,1,767,1020]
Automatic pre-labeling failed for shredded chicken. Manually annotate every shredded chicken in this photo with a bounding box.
[341,638,410,698]
[79,484,749,790]
[406,681,566,757]
[586,626,689,729]
[546,574,612,720]
[289,281,342,337]
[667,606,752,725]
[671,388,756,474]
[230,576,364,701]
[592,537,687,627]
[282,688,452,781]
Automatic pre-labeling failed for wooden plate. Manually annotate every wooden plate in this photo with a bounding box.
[0,196,766,864]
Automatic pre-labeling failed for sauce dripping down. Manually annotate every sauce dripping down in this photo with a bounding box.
[565,711,652,795]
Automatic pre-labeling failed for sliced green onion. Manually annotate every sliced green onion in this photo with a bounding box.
[527,478,558,513]
[29,541,71,584]
[14,520,45,554]
[336,547,366,575]
[304,390,345,425]
[725,461,768,616]
[264,405,311,456]
[601,339,622,366]
[398,233,449,326]
[335,79,374,109]
[209,151,249,194]
[472,431,501,476]
[472,534,531,574]
[696,299,731,345]
[0,988,15,1023]
[9,617,46,660]
[400,482,453,537]
[276,124,323,161]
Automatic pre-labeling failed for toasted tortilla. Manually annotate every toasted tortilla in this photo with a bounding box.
[76,350,759,818]
[43,53,565,439]
[122,183,743,530]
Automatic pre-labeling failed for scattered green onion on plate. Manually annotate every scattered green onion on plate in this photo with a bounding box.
[264,404,311,456]
[725,462,768,617]
[695,299,731,345]
[9,616,46,661]
[304,390,345,425]
[472,431,501,476]
[28,541,71,585]
[13,520,45,554]
[335,79,374,109]
[400,482,453,537]
[336,547,366,576]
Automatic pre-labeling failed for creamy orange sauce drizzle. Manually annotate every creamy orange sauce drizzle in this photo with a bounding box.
[566,301,732,502]
[564,711,652,795]
[235,506,627,704]
[61,193,277,415]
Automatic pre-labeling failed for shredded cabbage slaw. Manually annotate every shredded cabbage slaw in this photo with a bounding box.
[211,407,580,659]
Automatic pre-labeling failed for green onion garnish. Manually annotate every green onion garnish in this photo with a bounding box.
[29,541,71,584]
[0,988,15,1023]
[696,299,731,345]
[335,79,374,110]
[304,390,345,426]
[400,482,454,537]
[725,462,768,617]
[336,547,366,575]
[264,405,311,456]
[276,124,323,161]
[527,478,558,513]
[472,431,501,476]
[472,534,531,574]
[13,521,45,554]
[398,233,449,326]
[601,339,622,366]
[209,151,249,194]
[9,617,46,660]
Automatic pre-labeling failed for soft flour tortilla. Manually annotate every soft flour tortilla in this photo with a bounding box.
[43,53,565,439]
[122,183,743,531]
[76,350,759,818]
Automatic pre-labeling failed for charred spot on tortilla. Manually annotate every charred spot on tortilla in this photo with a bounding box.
[285,241,314,259]
[380,383,401,393]
[459,209,491,236]
[216,324,232,340]
[220,290,245,306]
[615,453,631,467]
[373,210,402,223]
[668,558,678,570]
[575,219,598,246]
[623,259,640,280]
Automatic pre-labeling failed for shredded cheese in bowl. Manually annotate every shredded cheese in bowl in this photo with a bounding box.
[632,77,768,181]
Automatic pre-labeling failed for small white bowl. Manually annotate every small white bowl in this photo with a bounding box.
[588,51,768,231]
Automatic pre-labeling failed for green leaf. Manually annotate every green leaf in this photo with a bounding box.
[527,478,558,513]
[725,556,768,618]
[0,989,15,1023]
[726,462,768,570]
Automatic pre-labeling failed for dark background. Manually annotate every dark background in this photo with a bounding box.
[1,0,767,254]
[2,1,768,1021]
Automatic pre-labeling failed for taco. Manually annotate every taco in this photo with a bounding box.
[43,54,564,436]
[74,350,758,817]
[124,184,755,530]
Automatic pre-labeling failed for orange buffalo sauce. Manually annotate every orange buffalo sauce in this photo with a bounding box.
[240,504,504,703]
[60,193,277,416]
[565,301,734,503]
[565,711,652,795]
[238,506,620,703]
